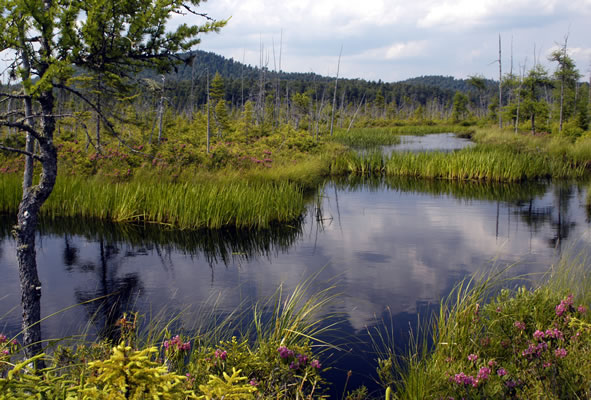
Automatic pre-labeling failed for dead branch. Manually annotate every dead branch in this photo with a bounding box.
[0,143,43,161]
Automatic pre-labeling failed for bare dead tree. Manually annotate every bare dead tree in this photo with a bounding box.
[498,34,503,128]
[329,45,343,137]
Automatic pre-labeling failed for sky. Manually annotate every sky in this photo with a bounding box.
[175,0,591,83]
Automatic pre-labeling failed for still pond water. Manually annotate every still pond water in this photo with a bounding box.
[1,134,590,393]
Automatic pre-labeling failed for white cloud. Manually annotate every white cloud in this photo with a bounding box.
[353,41,429,62]
[416,0,576,30]
[569,47,591,59]
[184,0,591,81]
[385,41,429,59]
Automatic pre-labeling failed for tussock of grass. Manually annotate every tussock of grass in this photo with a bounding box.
[330,146,586,182]
[1,174,305,229]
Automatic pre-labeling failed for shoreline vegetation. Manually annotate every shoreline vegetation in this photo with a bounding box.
[1,253,590,399]
[3,123,591,229]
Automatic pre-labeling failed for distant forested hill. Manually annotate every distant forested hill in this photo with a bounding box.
[400,76,496,93]
[142,50,497,112]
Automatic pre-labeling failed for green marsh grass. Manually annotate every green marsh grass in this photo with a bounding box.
[331,147,586,182]
[0,174,305,229]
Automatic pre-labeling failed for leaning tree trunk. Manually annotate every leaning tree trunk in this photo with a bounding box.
[14,92,57,366]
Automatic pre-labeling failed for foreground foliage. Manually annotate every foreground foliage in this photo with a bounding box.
[384,255,591,399]
[0,277,335,399]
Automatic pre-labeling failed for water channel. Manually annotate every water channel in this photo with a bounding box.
[1,134,590,394]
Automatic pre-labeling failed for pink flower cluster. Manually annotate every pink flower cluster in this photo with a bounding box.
[544,328,564,340]
[476,367,491,381]
[0,334,6,344]
[214,349,227,361]
[514,321,526,330]
[277,346,295,359]
[451,372,478,387]
[554,348,567,358]
[468,353,478,362]
[277,346,320,369]
[556,294,574,316]
[163,335,190,352]
[522,341,548,359]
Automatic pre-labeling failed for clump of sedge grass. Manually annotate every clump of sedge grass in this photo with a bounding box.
[0,174,305,230]
[330,146,586,182]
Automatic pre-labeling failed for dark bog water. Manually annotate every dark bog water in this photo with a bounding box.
[1,175,590,394]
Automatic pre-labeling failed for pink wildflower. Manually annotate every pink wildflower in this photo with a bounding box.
[467,353,478,362]
[0,334,6,344]
[497,368,507,376]
[214,349,227,360]
[545,328,564,340]
[451,372,475,387]
[554,348,567,358]
[477,367,491,381]
[297,354,309,365]
[533,330,545,340]
[310,359,322,369]
[278,346,294,359]
[514,321,526,330]
[578,305,588,314]
[556,295,574,316]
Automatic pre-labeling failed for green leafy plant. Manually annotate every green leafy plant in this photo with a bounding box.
[80,342,194,400]
[197,368,257,400]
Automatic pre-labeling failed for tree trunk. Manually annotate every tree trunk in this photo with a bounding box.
[14,92,57,366]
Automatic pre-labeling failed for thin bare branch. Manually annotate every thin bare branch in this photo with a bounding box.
[0,143,42,161]
[0,121,44,143]
[0,91,28,99]
[180,4,214,20]
[56,83,156,159]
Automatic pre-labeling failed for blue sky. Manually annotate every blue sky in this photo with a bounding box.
[177,0,591,82]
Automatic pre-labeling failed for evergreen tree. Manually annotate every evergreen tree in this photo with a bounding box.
[521,65,552,134]
[451,92,469,122]
[0,0,225,358]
